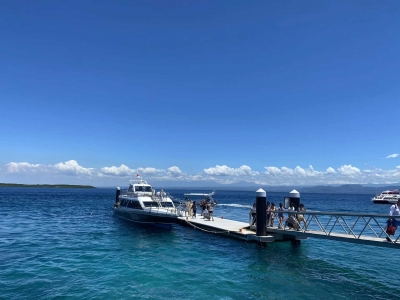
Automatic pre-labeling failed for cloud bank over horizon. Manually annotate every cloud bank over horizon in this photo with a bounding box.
[2,159,400,187]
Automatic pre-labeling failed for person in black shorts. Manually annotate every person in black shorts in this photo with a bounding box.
[208,201,215,221]
[192,200,197,218]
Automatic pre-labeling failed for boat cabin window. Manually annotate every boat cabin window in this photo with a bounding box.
[143,202,160,208]
[161,202,174,208]
[128,185,134,192]
[120,199,127,207]
[135,186,152,192]
[127,200,142,209]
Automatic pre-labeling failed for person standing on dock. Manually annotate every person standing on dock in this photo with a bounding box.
[200,199,206,216]
[208,201,215,221]
[269,203,276,227]
[266,201,271,227]
[297,203,307,229]
[250,203,257,225]
[192,200,197,218]
[277,202,285,229]
[185,199,192,217]
[287,202,300,230]
[387,199,400,240]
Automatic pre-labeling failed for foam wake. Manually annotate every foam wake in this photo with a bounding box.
[217,204,251,208]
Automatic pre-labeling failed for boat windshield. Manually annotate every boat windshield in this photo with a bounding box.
[135,186,152,192]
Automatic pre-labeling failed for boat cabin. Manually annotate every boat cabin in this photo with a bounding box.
[128,179,154,196]
[382,190,399,195]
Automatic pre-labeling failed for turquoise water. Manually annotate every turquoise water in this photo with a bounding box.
[0,188,398,299]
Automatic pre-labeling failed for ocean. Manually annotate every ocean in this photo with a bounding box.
[0,187,398,300]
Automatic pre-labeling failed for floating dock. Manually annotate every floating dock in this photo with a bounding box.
[177,216,275,243]
[175,188,400,249]
[177,212,400,249]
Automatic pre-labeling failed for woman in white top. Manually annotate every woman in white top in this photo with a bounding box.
[386,199,400,241]
[389,199,400,228]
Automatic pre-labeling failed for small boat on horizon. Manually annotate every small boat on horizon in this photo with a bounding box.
[113,176,181,229]
[372,189,400,204]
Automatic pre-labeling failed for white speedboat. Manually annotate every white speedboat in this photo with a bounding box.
[372,189,400,204]
[113,177,181,229]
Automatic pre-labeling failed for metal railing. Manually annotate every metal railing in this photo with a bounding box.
[278,211,400,245]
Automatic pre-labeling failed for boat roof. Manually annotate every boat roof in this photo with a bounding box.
[382,189,399,194]
[130,179,151,186]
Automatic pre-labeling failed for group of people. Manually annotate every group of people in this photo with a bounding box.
[185,198,216,221]
[250,201,307,230]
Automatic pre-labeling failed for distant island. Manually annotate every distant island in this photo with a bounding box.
[0,183,96,189]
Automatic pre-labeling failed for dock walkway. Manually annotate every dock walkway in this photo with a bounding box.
[177,211,400,249]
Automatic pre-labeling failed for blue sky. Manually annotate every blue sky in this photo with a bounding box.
[1,1,399,187]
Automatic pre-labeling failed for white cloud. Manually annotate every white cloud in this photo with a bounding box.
[264,166,281,175]
[281,166,293,175]
[326,167,336,174]
[4,160,400,186]
[136,167,163,175]
[54,160,92,176]
[101,164,134,176]
[204,165,258,176]
[386,154,399,158]
[168,166,182,176]
[337,164,361,177]
[264,165,320,177]
[6,162,45,173]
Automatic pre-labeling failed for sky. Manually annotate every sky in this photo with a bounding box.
[1,0,400,188]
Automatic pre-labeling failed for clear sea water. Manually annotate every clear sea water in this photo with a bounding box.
[0,187,398,300]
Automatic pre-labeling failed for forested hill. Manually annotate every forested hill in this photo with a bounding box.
[0,183,96,189]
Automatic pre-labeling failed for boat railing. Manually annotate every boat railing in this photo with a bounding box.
[268,211,400,245]
[146,194,183,217]
[119,190,183,216]
[120,189,153,197]
[147,204,182,217]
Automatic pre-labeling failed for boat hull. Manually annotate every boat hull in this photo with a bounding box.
[372,199,399,205]
[113,208,177,229]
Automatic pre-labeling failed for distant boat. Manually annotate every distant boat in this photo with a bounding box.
[113,176,180,229]
[372,189,400,204]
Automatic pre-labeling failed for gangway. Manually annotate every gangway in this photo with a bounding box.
[254,211,400,249]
